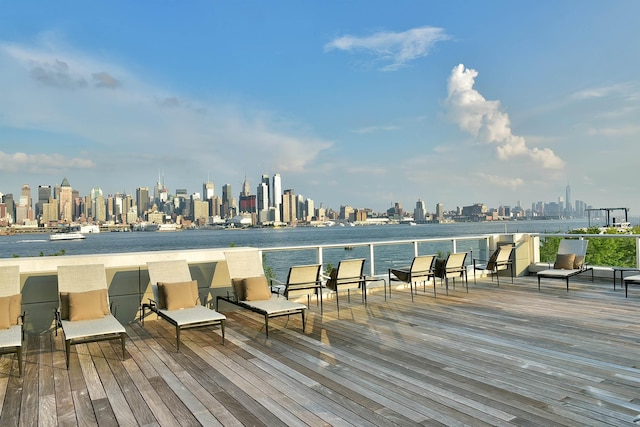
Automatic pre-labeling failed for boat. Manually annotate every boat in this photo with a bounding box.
[157,223,178,232]
[50,232,86,241]
[80,224,100,233]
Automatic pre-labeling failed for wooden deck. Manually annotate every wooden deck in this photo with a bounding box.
[2,274,640,426]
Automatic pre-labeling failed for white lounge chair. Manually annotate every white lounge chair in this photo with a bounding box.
[270,264,323,313]
[56,264,127,369]
[217,250,307,337]
[433,252,468,295]
[324,258,366,313]
[388,255,436,301]
[473,245,514,286]
[146,260,226,351]
[0,266,24,376]
[537,239,593,291]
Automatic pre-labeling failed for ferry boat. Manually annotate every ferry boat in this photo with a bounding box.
[50,232,86,241]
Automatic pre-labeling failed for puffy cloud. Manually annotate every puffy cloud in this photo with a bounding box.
[478,173,524,190]
[324,26,449,71]
[445,64,565,169]
[30,59,88,89]
[92,72,121,89]
[0,151,94,173]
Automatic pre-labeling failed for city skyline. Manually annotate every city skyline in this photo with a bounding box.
[1,2,639,213]
[0,174,597,225]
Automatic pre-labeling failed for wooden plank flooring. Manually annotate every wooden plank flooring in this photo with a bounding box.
[2,275,640,426]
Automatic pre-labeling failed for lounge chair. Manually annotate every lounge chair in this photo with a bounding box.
[537,239,593,291]
[270,264,323,313]
[56,264,127,369]
[433,252,468,295]
[0,266,24,376]
[323,258,366,313]
[217,250,307,337]
[473,245,514,286]
[622,274,640,298]
[388,255,436,301]
[146,260,226,351]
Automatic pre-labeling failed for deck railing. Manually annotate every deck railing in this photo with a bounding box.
[3,231,640,334]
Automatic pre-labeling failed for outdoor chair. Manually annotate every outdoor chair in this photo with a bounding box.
[388,255,436,301]
[0,265,25,376]
[433,252,468,295]
[270,264,323,313]
[217,249,307,337]
[537,239,593,291]
[56,264,127,369]
[473,244,514,286]
[146,260,226,351]
[323,258,366,313]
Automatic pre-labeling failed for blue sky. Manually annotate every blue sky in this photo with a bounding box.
[1,1,639,214]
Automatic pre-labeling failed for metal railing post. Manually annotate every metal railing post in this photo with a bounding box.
[369,244,375,276]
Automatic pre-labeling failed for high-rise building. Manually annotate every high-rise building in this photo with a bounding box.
[36,185,51,219]
[436,202,444,221]
[136,187,150,218]
[203,181,215,201]
[414,199,426,223]
[272,173,282,222]
[565,185,572,216]
[282,189,296,224]
[241,176,250,197]
[59,178,73,222]
[305,198,315,222]
[261,175,270,206]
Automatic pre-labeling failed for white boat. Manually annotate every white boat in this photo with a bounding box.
[50,232,86,241]
[157,223,178,232]
[80,224,100,233]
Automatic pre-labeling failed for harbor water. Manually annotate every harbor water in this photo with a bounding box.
[1,219,592,281]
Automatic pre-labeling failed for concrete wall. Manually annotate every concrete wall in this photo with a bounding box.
[0,247,257,334]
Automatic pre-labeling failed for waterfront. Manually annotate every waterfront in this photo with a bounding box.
[1,219,590,258]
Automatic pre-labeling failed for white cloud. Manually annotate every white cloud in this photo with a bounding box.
[324,26,449,71]
[351,124,400,134]
[0,151,94,173]
[478,173,524,191]
[0,39,333,188]
[445,64,565,169]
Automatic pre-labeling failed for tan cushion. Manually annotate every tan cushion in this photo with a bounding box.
[9,294,22,326]
[554,253,576,270]
[0,296,11,329]
[61,289,109,320]
[68,290,106,321]
[232,278,245,301]
[242,276,271,301]
[162,281,198,310]
[573,255,585,269]
[158,280,198,310]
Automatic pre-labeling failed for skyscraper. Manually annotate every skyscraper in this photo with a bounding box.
[59,178,73,222]
[36,185,52,219]
[565,185,572,216]
[136,187,150,219]
[272,173,282,222]
[203,181,214,200]
[282,189,296,224]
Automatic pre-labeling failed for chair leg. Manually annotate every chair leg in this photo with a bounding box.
[265,315,269,338]
[176,326,181,352]
[221,320,226,344]
[65,339,71,369]
[301,310,306,333]
[120,333,126,360]
[17,346,22,377]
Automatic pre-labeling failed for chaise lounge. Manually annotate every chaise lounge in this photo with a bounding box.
[217,249,307,337]
[146,259,226,351]
[537,239,593,291]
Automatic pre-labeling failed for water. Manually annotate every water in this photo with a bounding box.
[0,219,589,260]
[1,219,590,281]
